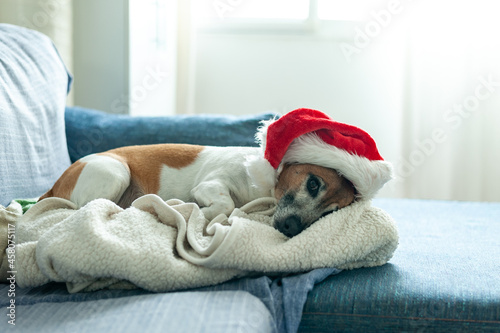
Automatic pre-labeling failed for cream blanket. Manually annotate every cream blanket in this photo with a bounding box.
[0,194,398,293]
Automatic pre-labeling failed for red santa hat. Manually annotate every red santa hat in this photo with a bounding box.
[248,108,393,200]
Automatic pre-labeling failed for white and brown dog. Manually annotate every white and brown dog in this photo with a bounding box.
[40,108,393,238]
[39,144,356,238]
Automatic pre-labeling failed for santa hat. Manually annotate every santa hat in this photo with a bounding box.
[248,108,393,200]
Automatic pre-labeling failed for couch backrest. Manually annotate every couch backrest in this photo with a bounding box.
[65,106,277,163]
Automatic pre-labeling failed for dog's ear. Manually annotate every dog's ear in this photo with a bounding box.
[338,176,357,207]
[319,169,356,210]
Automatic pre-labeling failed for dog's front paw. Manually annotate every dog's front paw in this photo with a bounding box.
[200,203,234,221]
[192,181,236,221]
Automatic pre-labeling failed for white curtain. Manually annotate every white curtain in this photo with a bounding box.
[393,0,500,201]
[0,0,73,104]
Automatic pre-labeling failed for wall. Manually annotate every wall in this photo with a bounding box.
[193,28,407,198]
[72,0,129,114]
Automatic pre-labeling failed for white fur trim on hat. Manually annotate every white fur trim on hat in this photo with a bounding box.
[281,132,393,200]
[244,154,277,190]
[255,117,276,153]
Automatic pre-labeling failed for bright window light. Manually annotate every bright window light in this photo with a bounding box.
[193,0,394,31]
[226,0,309,19]
[317,0,389,21]
[194,0,310,21]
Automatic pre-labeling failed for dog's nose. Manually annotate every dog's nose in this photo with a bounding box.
[275,215,303,238]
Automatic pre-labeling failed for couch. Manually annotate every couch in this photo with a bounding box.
[1,24,499,332]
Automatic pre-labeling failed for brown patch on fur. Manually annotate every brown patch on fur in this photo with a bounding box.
[100,144,205,195]
[275,163,355,209]
[275,165,309,200]
[320,176,355,210]
[38,160,87,201]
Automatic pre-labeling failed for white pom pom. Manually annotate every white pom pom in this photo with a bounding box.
[244,155,277,190]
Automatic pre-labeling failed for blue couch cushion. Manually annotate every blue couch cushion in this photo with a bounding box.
[0,24,72,206]
[299,199,500,332]
[65,106,277,162]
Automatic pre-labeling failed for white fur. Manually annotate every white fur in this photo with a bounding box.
[157,147,273,220]
[70,147,274,221]
[71,155,130,207]
[243,154,277,191]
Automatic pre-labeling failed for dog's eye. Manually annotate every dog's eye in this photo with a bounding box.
[307,176,320,197]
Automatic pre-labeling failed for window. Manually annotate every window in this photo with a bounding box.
[194,0,309,21]
[194,0,390,31]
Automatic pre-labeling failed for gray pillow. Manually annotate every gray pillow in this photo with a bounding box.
[0,24,72,206]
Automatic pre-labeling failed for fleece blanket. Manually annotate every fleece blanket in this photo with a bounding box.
[1,194,398,293]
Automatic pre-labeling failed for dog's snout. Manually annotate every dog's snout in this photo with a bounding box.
[281,194,294,206]
[275,215,303,238]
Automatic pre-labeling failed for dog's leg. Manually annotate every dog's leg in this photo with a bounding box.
[71,154,131,207]
[191,181,235,221]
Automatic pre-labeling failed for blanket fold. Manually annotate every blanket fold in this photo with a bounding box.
[2,193,398,293]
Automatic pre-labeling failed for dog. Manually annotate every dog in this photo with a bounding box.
[39,144,356,237]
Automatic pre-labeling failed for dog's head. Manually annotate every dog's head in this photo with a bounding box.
[273,163,356,237]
